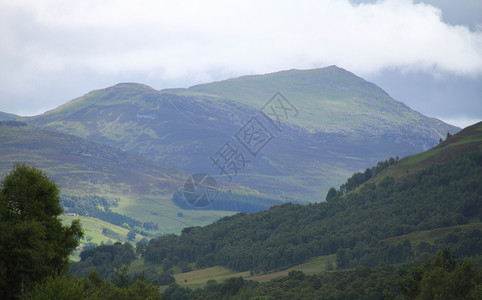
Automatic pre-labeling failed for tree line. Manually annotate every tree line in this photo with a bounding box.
[62,194,143,229]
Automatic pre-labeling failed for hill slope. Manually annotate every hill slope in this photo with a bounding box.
[23,66,459,202]
[173,66,457,145]
[0,112,18,121]
[138,122,481,274]
[373,121,482,181]
[0,122,236,233]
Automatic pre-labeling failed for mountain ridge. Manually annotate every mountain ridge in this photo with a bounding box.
[21,66,460,201]
[172,66,458,138]
[0,111,18,121]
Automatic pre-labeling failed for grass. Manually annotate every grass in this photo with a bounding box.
[157,254,337,289]
[246,254,337,283]
[174,267,250,289]
[180,67,457,135]
[369,122,482,184]
[61,215,145,260]
[385,222,482,251]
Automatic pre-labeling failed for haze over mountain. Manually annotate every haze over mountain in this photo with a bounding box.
[0,112,17,121]
[0,121,236,234]
[25,66,459,202]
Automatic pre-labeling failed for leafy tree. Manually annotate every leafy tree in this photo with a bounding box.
[325,187,337,201]
[23,271,161,300]
[71,242,136,279]
[336,249,349,270]
[400,249,482,299]
[112,265,130,288]
[127,230,136,241]
[0,163,83,299]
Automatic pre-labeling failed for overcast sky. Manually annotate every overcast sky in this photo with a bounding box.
[1,0,481,128]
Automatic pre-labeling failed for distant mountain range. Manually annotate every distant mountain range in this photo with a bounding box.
[0,65,461,235]
[22,66,458,201]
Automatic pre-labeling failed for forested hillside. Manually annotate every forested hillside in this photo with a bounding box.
[142,122,482,273]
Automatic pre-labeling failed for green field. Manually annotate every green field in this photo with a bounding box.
[162,254,336,289]
[385,222,482,251]
[61,215,145,260]
[128,254,336,290]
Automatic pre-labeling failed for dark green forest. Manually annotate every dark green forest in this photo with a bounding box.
[143,152,482,272]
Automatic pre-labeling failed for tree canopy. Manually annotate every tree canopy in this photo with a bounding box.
[0,163,83,299]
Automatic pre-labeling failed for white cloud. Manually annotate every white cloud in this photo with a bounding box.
[0,0,481,116]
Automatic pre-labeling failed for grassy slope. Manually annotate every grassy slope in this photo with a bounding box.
[172,66,458,135]
[370,121,482,183]
[0,112,18,120]
[61,215,146,260]
[0,124,235,236]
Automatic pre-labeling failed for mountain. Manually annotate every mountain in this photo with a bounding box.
[171,66,457,145]
[23,66,459,202]
[0,121,238,234]
[137,121,482,274]
[0,111,18,121]
[0,121,184,193]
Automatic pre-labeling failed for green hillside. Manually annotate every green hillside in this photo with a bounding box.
[372,121,482,182]
[174,66,457,138]
[136,122,481,278]
[0,122,235,235]
[61,215,145,259]
[0,112,18,121]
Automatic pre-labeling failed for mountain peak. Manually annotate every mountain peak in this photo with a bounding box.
[182,66,456,137]
[109,82,156,90]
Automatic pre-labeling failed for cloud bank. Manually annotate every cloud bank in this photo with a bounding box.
[0,0,481,122]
